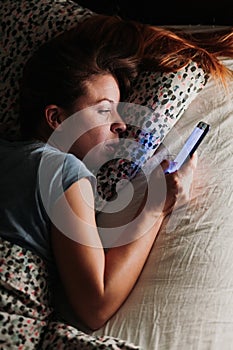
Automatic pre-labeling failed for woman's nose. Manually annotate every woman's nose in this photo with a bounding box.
[111,113,127,134]
[111,121,127,134]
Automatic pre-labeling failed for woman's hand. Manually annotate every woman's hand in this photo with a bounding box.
[163,152,198,215]
[147,153,198,217]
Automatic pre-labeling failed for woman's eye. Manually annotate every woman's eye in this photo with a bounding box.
[98,109,111,115]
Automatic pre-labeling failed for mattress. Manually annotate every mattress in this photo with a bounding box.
[93,56,233,350]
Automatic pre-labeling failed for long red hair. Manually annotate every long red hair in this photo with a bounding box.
[77,14,233,85]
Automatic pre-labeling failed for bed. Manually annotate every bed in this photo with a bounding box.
[1,1,233,349]
[93,55,233,349]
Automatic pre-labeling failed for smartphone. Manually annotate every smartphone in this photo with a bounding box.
[165,121,210,174]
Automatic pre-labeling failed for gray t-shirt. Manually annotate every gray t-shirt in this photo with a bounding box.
[0,138,95,270]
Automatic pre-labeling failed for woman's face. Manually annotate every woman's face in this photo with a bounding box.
[65,74,126,169]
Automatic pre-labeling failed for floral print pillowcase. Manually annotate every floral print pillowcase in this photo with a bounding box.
[95,63,209,209]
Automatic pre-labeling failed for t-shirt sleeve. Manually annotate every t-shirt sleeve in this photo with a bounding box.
[38,150,96,217]
[62,153,96,193]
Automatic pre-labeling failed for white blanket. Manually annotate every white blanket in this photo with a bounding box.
[94,56,233,350]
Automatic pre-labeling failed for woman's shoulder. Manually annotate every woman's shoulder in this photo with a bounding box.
[41,143,93,175]
[38,143,96,191]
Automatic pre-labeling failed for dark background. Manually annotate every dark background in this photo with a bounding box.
[77,0,232,26]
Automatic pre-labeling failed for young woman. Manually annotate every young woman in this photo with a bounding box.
[0,14,232,332]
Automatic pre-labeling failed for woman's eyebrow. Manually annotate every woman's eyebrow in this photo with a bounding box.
[96,98,114,104]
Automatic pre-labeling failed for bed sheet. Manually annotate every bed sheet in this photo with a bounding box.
[93,56,233,350]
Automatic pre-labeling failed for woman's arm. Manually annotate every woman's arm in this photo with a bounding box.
[51,157,196,330]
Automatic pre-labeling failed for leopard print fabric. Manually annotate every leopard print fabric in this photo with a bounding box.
[0,237,140,349]
[0,237,51,349]
[95,63,209,209]
[0,0,94,140]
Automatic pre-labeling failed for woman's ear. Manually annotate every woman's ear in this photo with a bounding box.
[44,104,66,130]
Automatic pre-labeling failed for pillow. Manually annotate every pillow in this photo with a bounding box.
[95,62,209,210]
[0,0,94,140]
